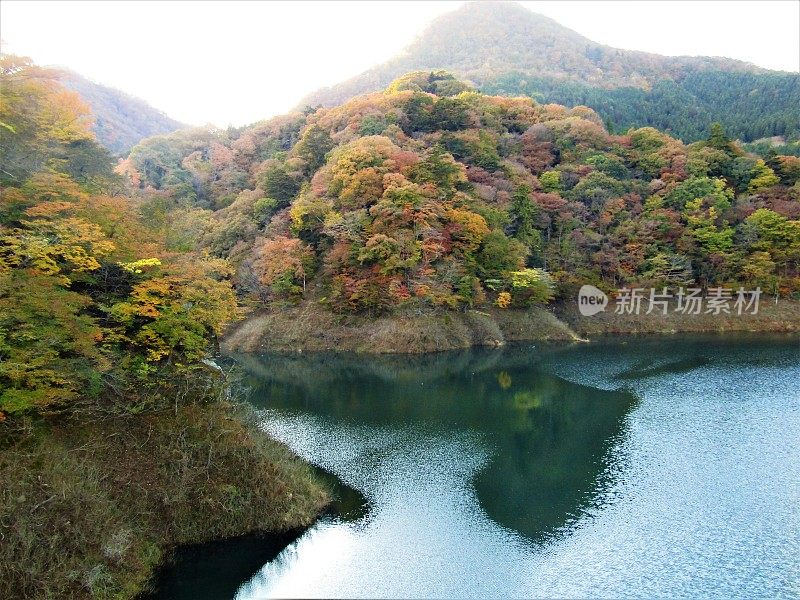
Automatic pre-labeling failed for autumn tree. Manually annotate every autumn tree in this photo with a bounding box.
[251,237,314,300]
[294,124,334,176]
[509,184,542,259]
[0,59,240,420]
[0,55,96,185]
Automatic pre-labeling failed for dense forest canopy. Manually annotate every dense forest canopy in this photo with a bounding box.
[300,2,800,144]
[483,70,800,144]
[0,54,237,420]
[118,70,800,319]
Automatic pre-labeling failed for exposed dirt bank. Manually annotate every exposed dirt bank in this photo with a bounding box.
[222,304,581,354]
[556,298,800,337]
[223,299,800,355]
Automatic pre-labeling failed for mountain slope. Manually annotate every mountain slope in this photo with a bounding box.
[299,2,799,142]
[58,69,185,155]
[122,71,800,325]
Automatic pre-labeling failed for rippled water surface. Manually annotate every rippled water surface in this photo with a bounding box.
[156,335,800,599]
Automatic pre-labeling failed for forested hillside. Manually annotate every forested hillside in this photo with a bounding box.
[58,69,185,155]
[0,55,325,598]
[120,70,800,318]
[300,2,800,143]
[0,50,241,451]
[483,70,800,144]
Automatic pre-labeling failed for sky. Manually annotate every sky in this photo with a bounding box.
[1,1,798,127]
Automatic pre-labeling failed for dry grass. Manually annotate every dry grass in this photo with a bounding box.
[0,402,329,600]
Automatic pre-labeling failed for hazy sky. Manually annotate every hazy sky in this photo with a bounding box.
[2,1,798,127]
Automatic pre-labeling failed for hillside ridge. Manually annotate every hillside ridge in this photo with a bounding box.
[57,68,185,155]
[299,1,765,109]
[297,2,797,143]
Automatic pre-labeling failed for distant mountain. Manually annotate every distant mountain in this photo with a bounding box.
[300,1,800,142]
[57,70,185,155]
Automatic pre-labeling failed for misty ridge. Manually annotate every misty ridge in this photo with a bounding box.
[35,2,800,156]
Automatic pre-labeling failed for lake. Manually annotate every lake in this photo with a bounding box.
[153,334,800,599]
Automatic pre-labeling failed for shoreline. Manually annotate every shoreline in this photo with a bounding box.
[142,465,368,599]
[221,303,580,355]
[138,527,309,600]
[222,299,800,355]
[558,298,800,338]
[0,400,330,600]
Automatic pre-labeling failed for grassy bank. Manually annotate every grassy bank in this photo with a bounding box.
[222,302,578,354]
[0,392,329,599]
[556,298,800,337]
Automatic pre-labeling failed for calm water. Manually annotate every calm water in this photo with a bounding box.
[155,335,800,599]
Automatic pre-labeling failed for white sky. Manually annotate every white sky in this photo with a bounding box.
[1,1,798,128]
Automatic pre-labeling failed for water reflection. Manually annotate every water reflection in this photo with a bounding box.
[219,345,639,597]
[236,345,638,541]
[150,335,800,598]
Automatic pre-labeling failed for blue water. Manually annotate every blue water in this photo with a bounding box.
[156,335,800,598]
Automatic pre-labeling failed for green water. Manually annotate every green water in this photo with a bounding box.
[152,334,800,598]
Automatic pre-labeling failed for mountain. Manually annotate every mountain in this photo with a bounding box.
[57,69,185,155]
[299,2,800,143]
